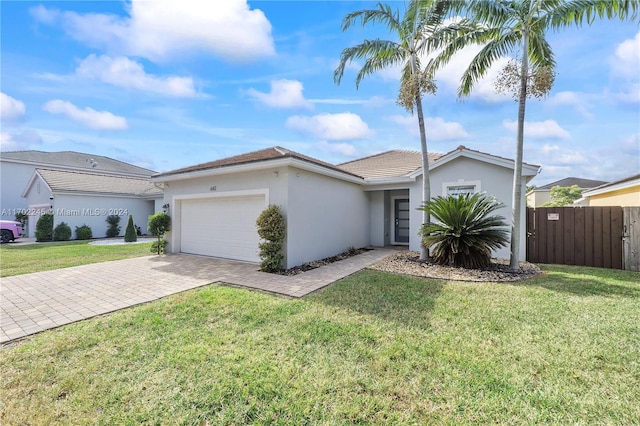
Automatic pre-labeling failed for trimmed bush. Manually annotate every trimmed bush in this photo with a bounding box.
[53,222,72,241]
[124,215,137,242]
[106,215,121,238]
[419,193,509,269]
[256,205,286,272]
[148,212,171,255]
[35,213,54,242]
[75,225,93,240]
[150,239,168,255]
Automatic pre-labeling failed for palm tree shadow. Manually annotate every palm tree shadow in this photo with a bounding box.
[310,270,445,330]
[511,267,640,298]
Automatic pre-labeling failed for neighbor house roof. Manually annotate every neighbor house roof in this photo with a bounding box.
[534,177,609,191]
[337,150,442,179]
[582,173,640,196]
[153,146,362,179]
[25,168,162,198]
[1,150,155,177]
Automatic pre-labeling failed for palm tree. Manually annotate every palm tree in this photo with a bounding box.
[334,0,454,260]
[429,0,638,269]
[419,193,509,269]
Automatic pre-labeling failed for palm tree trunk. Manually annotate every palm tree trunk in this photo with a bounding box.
[416,95,431,260]
[509,28,529,270]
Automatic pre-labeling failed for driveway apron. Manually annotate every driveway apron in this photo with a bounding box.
[1,249,396,344]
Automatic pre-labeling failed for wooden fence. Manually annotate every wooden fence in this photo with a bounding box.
[526,206,634,270]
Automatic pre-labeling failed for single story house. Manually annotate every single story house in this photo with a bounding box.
[1,150,160,236]
[526,177,608,207]
[580,174,640,207]
[152,145,540,268]
[23,168,163,238]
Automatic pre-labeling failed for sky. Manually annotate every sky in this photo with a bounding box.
[1,0,639,186]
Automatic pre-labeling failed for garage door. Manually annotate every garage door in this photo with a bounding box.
[180,195,265,262]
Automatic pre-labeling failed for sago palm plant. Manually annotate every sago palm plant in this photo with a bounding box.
[419,193,509,269]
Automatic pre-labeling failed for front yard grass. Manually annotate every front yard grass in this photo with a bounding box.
[0,240,153,277]
[1,265,639,424]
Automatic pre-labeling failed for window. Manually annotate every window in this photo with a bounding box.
[443,180,481,197]
[447,185,475,197]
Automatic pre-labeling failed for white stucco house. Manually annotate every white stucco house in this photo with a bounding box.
[1,151,162,238]
[152,145,540,269]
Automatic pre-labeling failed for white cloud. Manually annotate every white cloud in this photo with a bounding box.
[286,112,372,140]
[503,119,571,140]
[316,141,357,156]
[309,96,393,108]
[612,31,640,78]
[614,83,640,104]
[548,91,594,118]
[1,92,26,122]
[388,115,470,141]
[76,55,198,97]
[0,130,43,151]
[246,79,312,109]
[31,0,274,63]
[43,100,128,130]
[435,44,511,103]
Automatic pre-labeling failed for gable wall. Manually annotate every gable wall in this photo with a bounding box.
[423,157,526,260]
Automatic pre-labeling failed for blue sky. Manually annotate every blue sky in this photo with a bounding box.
[1,1,638,186]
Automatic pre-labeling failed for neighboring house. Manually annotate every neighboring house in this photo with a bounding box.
[580,174,640,207]
[1,150,161,237]
[152,145,540,268]
[22,169,163,238]
[526,177,608,207]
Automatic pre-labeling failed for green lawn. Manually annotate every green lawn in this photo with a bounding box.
[1,265,639,425]
[0,240,154,277]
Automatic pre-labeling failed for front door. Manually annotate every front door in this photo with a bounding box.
[394,198,410,244]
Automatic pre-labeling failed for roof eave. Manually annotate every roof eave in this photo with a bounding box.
[152,157,365,185]
[582,177,640,197]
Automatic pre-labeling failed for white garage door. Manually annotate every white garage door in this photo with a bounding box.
[180,195,265,262]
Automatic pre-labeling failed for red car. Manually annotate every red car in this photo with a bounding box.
[0,220,23,243]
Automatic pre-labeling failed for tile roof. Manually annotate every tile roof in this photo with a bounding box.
[154,146,362,178]
[1,150,155,176]
[36,169,162,196]
[337,150,443,179]
[584,173,640,192]
[536,177,609,190]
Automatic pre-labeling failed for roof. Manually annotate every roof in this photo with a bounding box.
[338,150,442,179]
[153,146,361,179]
[1,150,156,176]
[535,177,609,191]
[31,168,162,197]
[582,173,640,196]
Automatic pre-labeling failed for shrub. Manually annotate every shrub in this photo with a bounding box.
[75,225,93,240]
[106,215,121,238]
[124,215,137,242]
[150,239,168,255]
[53,222,72,241]
[35,213,54,242]
[148,212,171,255]
[419,193,509,269]
[256,205,286,272]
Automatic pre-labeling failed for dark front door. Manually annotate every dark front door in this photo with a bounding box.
[394,198,410,243]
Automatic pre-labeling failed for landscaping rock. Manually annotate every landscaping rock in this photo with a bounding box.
[368,251,541,282]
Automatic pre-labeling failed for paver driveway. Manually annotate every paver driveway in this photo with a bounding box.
[1,249,396,344]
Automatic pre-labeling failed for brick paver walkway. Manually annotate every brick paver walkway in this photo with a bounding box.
[0,249,396,343]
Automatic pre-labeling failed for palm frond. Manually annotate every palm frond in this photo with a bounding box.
[419,193,509,269]
[334,39,403,86]
[341,3,402,32]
